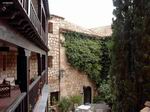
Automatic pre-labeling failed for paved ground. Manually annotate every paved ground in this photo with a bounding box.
[94,103,111,112]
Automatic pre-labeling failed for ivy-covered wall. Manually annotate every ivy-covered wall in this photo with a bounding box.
[63,31,112,104]
[60,32,97,99]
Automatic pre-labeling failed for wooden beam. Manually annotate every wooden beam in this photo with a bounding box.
[37,54,42,76]
[17,47,30,112]
[10,19,26,26]
[0,0,49,51]
[10,11,20,19]
[26,31,34,37]
[24,27,32,33]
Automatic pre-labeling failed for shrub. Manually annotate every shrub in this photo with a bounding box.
[70,95,82,111]
[70,95,82,105]
[58,97,71,112]
[93,96,103,103]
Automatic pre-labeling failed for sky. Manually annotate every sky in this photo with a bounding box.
[49,0,114,28]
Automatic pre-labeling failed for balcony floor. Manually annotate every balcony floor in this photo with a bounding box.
[0,88,21,112]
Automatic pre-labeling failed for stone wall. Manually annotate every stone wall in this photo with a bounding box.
[30,52,38,81]
[48,17,60,92]
[48,15,112,101]
[60,44,96,99]
[90,26,112,37]
[0,51,38,81]
[0,51,17,79]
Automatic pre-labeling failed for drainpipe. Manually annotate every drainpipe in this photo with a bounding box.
[58,28,61,100]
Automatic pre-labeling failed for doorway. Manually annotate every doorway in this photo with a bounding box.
[83,86,92,104]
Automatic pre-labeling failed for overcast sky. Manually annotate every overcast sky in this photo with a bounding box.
[49,0,114,28]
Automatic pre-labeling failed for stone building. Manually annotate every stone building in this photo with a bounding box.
[0,0,50,112]
[48,14,112,105]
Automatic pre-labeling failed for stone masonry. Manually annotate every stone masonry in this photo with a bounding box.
[48,16,61,92]
[0,49,38,81]
[0,51,17,79]
[48,14,112,102]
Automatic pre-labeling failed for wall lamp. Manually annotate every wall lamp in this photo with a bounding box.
[59,69,65,78]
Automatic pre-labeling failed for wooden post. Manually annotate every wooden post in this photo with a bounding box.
[45,53,48,84]
[38,0,42,21]
[42,55,46,72]
[37,53,42,76]
[17,47,30,112]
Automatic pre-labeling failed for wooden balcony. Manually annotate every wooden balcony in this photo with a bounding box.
[0,0,49,51]
[3,72,47,111]
[6,92,27,112]
[29,71,47,110]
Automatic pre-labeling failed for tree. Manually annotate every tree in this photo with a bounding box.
[111,0,150,111]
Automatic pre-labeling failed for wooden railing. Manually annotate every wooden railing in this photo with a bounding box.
[18,0,28,13]
[5,70,47,111]
[6,93,27,112]
[30,2,41,36]
[5,71,47,111]
[41,28,47,45]
[41,71,46,88]
[17,0,47,45]
[29,71,46,110]
[29,76,41,110]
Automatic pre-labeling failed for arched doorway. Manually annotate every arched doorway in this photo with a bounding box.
[83,86,92,104]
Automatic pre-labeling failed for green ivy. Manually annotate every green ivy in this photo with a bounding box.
[63,31,112,105]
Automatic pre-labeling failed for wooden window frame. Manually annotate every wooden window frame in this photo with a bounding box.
[48,22,53,33]
[48,56,53,68]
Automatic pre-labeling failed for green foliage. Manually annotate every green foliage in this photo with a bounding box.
[58,95,82,112]
[64,32,102,85]
[111,0,150,111]
[70,95,82,111]
[58,97,71,112]
[93,96,102,103]
[98,80,113,104]
[63,31,112,105]
[70,95,82,105]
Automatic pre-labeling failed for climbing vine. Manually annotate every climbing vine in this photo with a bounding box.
[63,31,112,104]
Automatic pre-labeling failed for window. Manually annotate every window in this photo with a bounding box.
[48,56,53,68]
[50,92,59,105]
[48,22,53,33]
